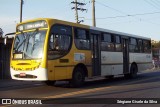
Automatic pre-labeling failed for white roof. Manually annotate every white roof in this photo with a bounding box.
[90,26,150,40]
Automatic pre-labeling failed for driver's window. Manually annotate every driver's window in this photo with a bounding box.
[49,34,54,50]
[48,25,72,59]
[49,34,60,50]
[54,34,60,50]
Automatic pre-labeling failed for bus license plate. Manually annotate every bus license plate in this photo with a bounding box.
[20,73,26,77]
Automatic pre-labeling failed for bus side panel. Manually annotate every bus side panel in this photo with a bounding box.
[47,60,55,80]
[66,67,74,79]
[101,51,123,76]
[129,53,152,72]
[47,41,92,81]
[48,60,73,81]
[87,66,92,78]
[101,65,112,76]
[112,65,123,75]
[54,67,67,80]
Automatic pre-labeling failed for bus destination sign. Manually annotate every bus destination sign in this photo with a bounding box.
[17,20,48,32]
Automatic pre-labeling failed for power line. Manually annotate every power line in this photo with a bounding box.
[95,1,143,21]
[85,11,160,20]
[144,0,160,10]
[150,0,160,7]
[96,1,127,15]
[88,1,160,26]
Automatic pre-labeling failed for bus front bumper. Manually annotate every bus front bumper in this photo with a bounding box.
[10,67,48,81]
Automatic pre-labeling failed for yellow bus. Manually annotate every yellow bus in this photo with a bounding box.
[10,18,152,87]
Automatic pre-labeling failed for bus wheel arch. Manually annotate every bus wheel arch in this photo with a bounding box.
[74,63,88,77]
[125,62,138,79]
[70,63,88,87]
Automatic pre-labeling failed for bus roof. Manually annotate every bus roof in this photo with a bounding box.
[18,18,150,40]
[90,26,151,40]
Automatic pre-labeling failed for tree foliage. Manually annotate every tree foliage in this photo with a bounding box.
[152,41,160,48]
[0,28,3,37]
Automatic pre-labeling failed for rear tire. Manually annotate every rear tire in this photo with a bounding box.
[130,64,138,78]
[45,81,56,86]
[70,67,85,87]
[124,64,138,79]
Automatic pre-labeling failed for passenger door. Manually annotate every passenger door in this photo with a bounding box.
[122,38,129,74]
[91,32,101,76]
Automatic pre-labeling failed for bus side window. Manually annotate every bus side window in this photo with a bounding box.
[138,39,143,53]
[48,25,72,59]
[49,34,54,50]
[49,34,60,50]
[115,35,122,51]
[101,33,114,51]
[129,38,138,52]
[75,28,90,50]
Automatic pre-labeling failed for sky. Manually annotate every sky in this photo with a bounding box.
[1,0,160,40]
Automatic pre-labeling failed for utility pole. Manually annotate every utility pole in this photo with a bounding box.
[20,0,23,22]
[75,0,78,23]
[71,0,87,23]
[92,0,96,27]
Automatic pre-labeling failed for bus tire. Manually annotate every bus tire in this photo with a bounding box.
[70,67,85,87]
[125,64,138,79]
[130,64,138,78]
[45,81,56,86]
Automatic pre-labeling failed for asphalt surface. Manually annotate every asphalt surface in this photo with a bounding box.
[0,69,160,107]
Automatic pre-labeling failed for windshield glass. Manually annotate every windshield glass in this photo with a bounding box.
[13,30,47,59]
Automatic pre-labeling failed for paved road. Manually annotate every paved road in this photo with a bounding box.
[0,70,160,107]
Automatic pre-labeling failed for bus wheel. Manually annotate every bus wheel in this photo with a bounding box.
[125,64,138,79]
[45,81,56,86]
[70,67,85,87]
[130,64,138,78]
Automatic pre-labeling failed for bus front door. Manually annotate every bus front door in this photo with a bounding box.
[122,38,129,74]
[91,33,101,76]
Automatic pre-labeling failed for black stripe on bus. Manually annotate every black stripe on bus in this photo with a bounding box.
[54,62,152,68]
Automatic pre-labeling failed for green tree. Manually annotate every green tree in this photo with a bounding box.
[0,28,3,37]
[152,41,160,48]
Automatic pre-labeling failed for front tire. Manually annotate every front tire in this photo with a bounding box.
[70,67,85,87]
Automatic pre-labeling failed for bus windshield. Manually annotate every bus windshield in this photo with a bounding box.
[13,30,47,59]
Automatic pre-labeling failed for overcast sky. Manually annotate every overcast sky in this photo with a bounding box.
[1,0,160,40]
